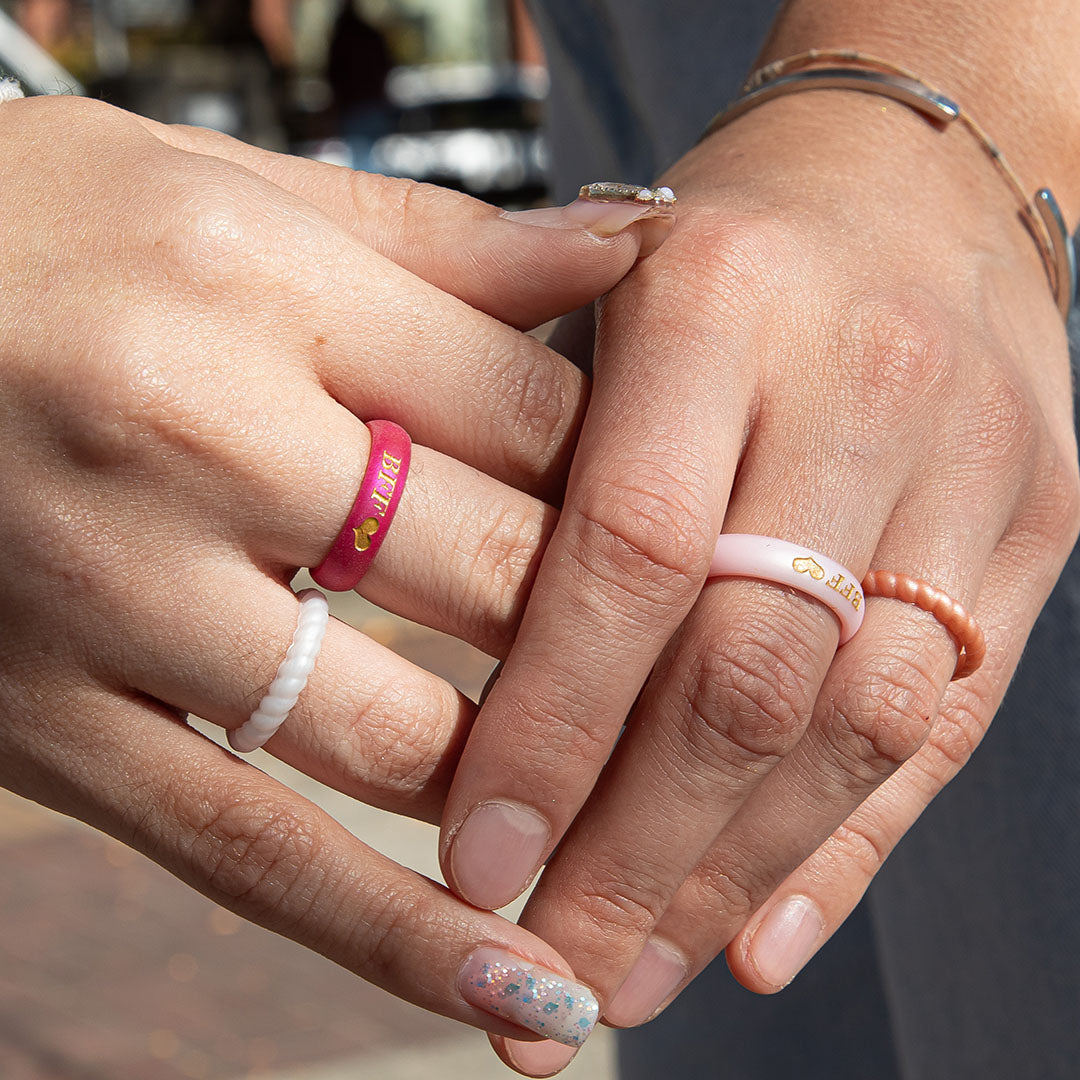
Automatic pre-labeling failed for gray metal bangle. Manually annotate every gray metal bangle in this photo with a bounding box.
[704,66,1077,320]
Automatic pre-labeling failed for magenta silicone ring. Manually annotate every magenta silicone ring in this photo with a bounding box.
[311,420,412,592]
[707,534,865,643]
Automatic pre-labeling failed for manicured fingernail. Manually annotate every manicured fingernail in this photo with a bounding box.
[504,1038,579,1076]
[603,937,688,1027]
[502,183,676,238]
[449,800,549,909]
[459,949,599,1047]
[748,895,825,988]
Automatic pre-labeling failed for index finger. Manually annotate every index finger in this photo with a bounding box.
[438,232,756,909]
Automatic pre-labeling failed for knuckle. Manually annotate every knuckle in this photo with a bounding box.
[924,698,990,772]
[462,501,544,638]
[569,461,712,608]
[680,618,819,766]
[826,657,938,781]
[569,874,670,941]
[509,686,614,761]
[686,212,804,310]
[341,679,456,803]
[347,879,423,984]
[154,178,256,279]
[187,797,323,928]
[1027,440,1080,549]
[487,342,578,469]
[837,292,954,430]
[827,821,887,880]
[361,173,448,251]
[967,369,1039,467]
[690,857,757,924]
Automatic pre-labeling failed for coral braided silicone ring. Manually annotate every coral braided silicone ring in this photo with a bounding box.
[708,534,865,644]
[861,571,985,680]
[311,420,411,592]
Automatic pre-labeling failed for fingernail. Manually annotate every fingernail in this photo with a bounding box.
[450,800,549,910]
[603,937,688,1027]
[634,213,676,258]
[459,948,599,1047]
[504,1038,579,1076]
[747,895,825,989]
[478,661,503,707]
[502,183,676,238]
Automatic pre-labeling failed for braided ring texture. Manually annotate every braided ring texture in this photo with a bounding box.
[228,589,330,753]
[861,571,985,680]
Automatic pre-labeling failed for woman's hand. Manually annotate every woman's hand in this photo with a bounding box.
[0,93,666,1042]
[432,91,1079,1073]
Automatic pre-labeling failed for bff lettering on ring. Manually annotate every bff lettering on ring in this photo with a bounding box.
[311,420,412,592]
[707,534,865,643]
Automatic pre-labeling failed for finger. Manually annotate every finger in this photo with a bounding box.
[723,479,1078,995]
[70,426,559,823]
[607,479,1064,1026]
[438,243,756,911]
[5,100,591,501]
[135,114,673,330]
[510,378,918,996]
[15,363,550,752]
[166,378,553,658]
[121,151,591,500]
[69,373,566,822]
[105,555,472,822]
[0,673,599,1048]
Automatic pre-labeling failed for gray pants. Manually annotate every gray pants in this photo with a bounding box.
[533,3,1080,1075]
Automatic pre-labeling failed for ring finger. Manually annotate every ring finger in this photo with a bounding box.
[0,670,600,1048]
[598,455,1020,1031]
[509,405,915,995]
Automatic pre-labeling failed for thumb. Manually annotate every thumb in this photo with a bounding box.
[139,117,674,330]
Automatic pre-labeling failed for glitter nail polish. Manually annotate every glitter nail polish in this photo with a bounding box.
[459,948,599,1047]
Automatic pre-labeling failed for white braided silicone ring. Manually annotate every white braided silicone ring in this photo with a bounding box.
[228,589,330,754]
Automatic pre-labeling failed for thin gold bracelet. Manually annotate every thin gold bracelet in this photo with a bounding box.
[703,49,1077,319]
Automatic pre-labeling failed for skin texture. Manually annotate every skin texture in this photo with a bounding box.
[0,93,665,1042]
[3,3,1078,1065]
[433,5,1080,1072]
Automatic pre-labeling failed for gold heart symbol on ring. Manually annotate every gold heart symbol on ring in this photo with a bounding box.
[353,517,380,551]
[792,555,825,580]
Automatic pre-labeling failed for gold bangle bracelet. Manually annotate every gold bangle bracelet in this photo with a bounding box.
[703,50,1077,320]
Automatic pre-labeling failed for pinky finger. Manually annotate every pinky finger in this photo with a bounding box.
[608,520,1068,1025]
[729,522,1073,994]
[4,681,601,1049]
[726,757,948,994]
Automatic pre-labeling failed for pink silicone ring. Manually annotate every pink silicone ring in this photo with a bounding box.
[311,420,411,592]
[707,533,865,643]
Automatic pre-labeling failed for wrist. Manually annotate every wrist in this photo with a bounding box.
[759,1,1080,228]
[670,92,1059,322]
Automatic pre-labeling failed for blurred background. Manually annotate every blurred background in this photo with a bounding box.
[0,0,550,203]
[0,3,615,1077]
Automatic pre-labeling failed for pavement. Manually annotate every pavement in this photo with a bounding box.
[0,583,618,1080]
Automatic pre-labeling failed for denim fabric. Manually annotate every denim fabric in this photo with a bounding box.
[535,3,1080,1075]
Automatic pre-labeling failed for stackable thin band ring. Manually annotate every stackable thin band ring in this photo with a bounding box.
[862,571,985,680]
[708,534,865,643]
[229,589,330,754]
[311,420,412,592]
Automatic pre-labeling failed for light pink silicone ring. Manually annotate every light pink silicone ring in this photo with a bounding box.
[311,420,411,592]
[707,534,865,643]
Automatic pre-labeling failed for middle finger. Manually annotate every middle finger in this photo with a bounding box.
[511,395,915,993]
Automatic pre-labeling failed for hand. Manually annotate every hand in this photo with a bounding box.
[435,93,1079,1072]
[0,94,667,1041]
